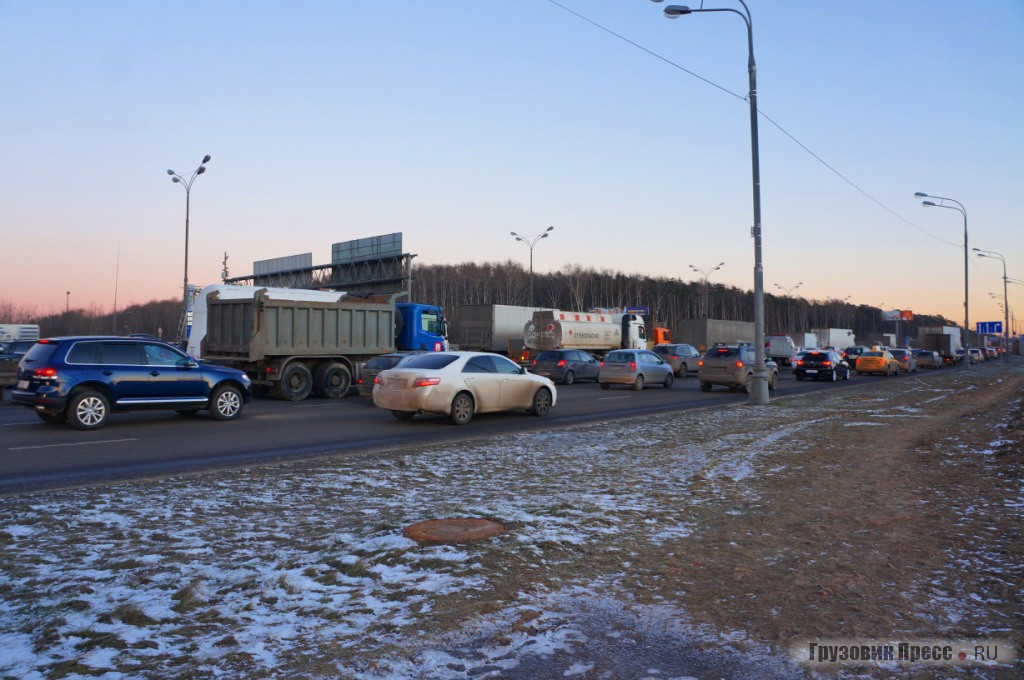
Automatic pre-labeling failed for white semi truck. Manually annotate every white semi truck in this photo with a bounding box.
[523,309,648,357]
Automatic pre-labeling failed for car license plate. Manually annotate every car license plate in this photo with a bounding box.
[805,369,817,374]
[16,380,29,389]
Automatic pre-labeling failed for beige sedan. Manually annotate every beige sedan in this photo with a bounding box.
[372,351,557,425]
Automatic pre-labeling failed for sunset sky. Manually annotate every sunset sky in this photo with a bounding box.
[2,1,1021,329]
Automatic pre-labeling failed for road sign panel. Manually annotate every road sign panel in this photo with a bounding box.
[976,322,1003,334]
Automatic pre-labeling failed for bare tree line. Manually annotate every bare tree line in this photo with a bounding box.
[3,261,955,343]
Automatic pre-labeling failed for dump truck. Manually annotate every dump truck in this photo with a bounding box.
[195,286,447,401]
[765,334,798,365]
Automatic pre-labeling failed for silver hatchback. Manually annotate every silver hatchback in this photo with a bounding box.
[598,349,674,390]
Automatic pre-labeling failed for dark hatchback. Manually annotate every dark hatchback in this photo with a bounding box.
[794,349,851,382]
[12,336,252,430]
[530,349,600,384]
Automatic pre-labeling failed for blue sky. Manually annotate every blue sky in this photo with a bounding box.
[2,1,1022,327]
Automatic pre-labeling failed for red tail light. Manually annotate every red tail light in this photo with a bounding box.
[600,361,605,367]
[358,378,364,385]
[736,361,744,367]
[630,362,637,371]
[532,359,537,366]
[698,360,704,367]
[412,377,441,387]
[373,376,380,384]
[796,360,804,366]
[557,359,566,367]
[822,360,832,367]
[34,367,58,378]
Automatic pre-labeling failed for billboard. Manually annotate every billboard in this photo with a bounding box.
[881,310,914,321]
[332,233,403,265]
[254,252,313,276]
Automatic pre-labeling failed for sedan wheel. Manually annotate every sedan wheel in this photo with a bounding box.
[829,369,837,382]
[391,410,416,421]
[663,372,674,389]
[531,388,552,416]
[563,370,575,386]
[210,385,243,421]
[768,372,778,391]
[632,375,645,391]
[450,393,474,426]
[67,390,109,430]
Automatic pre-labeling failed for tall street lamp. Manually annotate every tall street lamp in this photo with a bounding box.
[975,248,1009,358]
[915,192,969,367]
[656,1,768,404]
[689,261,724,319]
[168,155,212,342]
[774,282,802,332]
[510,226,554,306]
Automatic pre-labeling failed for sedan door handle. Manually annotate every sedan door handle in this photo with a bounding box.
[102,370,113,376]
[150,371,160,376]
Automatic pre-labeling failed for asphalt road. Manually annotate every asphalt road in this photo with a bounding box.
[0,369,923,494]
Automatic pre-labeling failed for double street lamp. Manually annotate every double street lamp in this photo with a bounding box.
[915,192,970,367]
[510,226,554,307]
[168,154,212,340]
[655,0,768,404]
[689,261,724,319]
[774,281,802,331]
[975,248,1009,358]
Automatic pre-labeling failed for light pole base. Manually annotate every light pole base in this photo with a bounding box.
[748,373,770,405]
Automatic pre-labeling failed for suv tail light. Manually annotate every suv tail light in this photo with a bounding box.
[34,368,58,378]
[630,361,637,371]
[822,360,832,367]
[557,359,566,367]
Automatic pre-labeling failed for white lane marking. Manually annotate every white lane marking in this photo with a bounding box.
[9,438,139,451]
[1,422,36,427]
[597,396,632,400]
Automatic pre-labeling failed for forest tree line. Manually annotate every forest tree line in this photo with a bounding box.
[4,261,955,343]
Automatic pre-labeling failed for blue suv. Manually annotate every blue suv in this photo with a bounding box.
[12,336,252,430]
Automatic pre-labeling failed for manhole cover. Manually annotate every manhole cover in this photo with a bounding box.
[403,518,505,544]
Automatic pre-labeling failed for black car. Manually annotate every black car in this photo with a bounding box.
[12,336,252,430]
[841,346,866,367]
[357,351,424,396]
[794,349,850,382]
[530,349,600,384]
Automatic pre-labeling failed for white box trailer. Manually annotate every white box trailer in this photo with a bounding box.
[812,328,856,350]
[792,332,818,350]
[449,304,556,354]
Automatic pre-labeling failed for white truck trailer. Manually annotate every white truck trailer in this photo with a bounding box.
[812,328,856,350]
[523,310,647,357]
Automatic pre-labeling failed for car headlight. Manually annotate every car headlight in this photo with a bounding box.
[240,374,251,385]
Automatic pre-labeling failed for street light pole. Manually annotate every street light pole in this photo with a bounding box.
[510,226,554,307]
[773,282,802,333]
[168,155,211,343]
[689,261,725,319]
[975,248,1009,359]
[915,192,969,368]
[658,1,768,404]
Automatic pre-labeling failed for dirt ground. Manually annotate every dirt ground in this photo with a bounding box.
[622,363,1024,676]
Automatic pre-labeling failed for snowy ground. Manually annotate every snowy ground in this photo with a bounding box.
[1,366,1021,679]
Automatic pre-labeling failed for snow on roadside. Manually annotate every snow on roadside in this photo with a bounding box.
[0,370,1019,678]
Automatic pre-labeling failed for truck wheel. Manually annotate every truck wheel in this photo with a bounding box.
[700,382,712,392]
[67,390,109,430]
[275,363,313,401]
[210,385,244,421]
[632,375,645,391]
[314,362,351,399]
[450,392,474,425]
[531,388,552,416]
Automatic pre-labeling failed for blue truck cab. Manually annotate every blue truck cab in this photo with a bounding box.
[396,303,449,352]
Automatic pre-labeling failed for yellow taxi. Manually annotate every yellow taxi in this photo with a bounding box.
[855,349,901,376]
